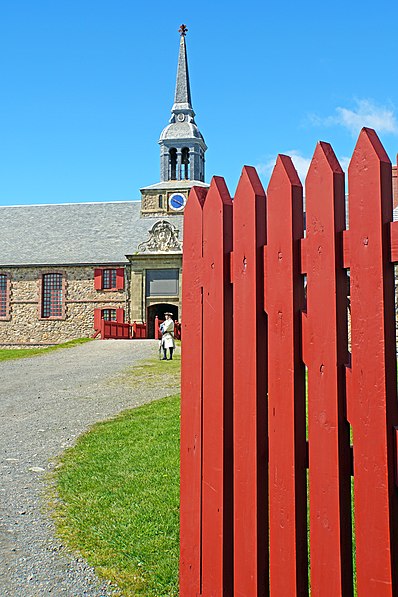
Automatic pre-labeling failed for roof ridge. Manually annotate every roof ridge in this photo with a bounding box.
[0,200,141,208]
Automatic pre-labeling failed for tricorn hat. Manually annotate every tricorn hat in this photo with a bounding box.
[164,312,173,316]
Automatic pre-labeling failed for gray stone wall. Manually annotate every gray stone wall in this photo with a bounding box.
[0,266,128,346]
[141,191,168,214]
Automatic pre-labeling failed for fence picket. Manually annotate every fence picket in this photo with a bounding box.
[302,142,353,596]
[266,155,307,596]
[346,128,398,595]
[232,166,268,596]
[201,177,234,596]
[180,186,207,596]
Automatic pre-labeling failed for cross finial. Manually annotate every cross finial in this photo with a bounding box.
[179,24,188,37]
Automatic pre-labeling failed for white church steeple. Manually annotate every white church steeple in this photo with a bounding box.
[159,25,207,183]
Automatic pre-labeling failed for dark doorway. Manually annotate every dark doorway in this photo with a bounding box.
[147,303,178,339]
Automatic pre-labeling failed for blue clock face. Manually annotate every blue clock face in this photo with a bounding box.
[169,193,187,211]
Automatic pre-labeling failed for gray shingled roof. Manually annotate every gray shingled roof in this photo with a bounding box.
[0,201,184,266]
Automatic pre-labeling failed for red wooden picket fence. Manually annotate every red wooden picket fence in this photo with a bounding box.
[132,321,147,339]
[100,319,132,339]
[180,128,398,596]
[97,320,147,339]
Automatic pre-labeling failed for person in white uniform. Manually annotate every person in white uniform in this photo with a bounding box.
[160,312,175,360]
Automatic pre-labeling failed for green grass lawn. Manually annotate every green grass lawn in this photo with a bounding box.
[0,337,92,361]
[50,344,359,595]
[51,352,181,597]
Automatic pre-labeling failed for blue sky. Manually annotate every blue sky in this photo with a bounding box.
[0,0,397,205]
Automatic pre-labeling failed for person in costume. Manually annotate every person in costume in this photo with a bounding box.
[160,312,175,360]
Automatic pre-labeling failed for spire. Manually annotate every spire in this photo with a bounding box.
[172,25,193,115]
[157,25,207,184]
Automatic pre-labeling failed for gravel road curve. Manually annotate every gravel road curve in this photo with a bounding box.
[0,340,179,597]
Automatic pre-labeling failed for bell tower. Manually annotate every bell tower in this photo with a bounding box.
[140,25,208,215]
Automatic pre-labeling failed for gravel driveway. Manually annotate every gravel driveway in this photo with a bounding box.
[0,339,179,597]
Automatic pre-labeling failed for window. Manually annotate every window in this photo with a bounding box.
[94,268,124,291]
[93,307,125,331]
[146,269,179,297]
[102,308,116,321]
[103,269,117,290]
[0,274,9,319]
[42,273,63,318]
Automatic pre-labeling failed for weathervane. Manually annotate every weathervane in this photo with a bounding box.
[179,24,188,37]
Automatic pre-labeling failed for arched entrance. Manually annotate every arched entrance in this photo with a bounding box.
[147,303,178,339]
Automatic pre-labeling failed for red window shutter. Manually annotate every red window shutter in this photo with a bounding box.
[94,269,102,290]
[94,308,102,330]
[116,268,125,290]
[116,308,124,323]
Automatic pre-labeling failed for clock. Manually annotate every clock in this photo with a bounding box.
[177,113,185,122]
[169,192,187,211]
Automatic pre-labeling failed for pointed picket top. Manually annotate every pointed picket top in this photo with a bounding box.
[349,127,391,172]
[203,175,232,210]
[234,165,266,204]
[307,141,344,182]
[268,154,302,192]
[185,185,207,214]
[348,128,393,227]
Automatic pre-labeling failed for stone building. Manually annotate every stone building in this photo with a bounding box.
[0,26,208,346]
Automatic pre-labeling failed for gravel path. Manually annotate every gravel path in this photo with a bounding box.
[0,340,179,597]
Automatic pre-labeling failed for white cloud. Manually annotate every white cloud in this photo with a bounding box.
[310,99,398,136]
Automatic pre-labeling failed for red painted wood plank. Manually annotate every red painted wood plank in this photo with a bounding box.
[266,155,307,596]
[94,268,102,290]
[347,128,398,595]
[303,142,353,596]
[202,177,233,596]
[232,166,268,596]
[180,186,207,597]
[116,268,125,289]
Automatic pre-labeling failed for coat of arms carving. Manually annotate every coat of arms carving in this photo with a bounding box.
[138,220,182,253]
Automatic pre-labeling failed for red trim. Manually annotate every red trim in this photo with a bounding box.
[116,268,124,290]
[94,308,102,331]
[116,308,125,323]
[94,267,125,291]
[94,269,102,290]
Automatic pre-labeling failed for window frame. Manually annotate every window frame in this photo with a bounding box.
[94,306,125,331]
[102,307,117,321]
[145,268,179,298]
[0,272,11,321]
[94,268,124,291]
[38,271,67,320]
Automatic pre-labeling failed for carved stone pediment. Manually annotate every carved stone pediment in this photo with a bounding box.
[138,220,182,253]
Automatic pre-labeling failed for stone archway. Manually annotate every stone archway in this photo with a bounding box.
[147,303,178,339]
